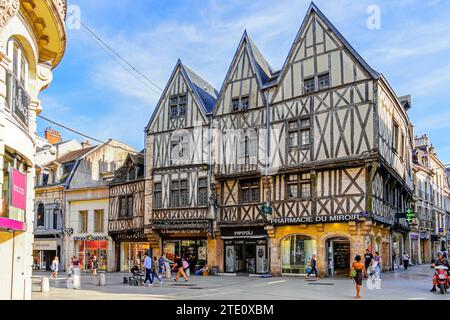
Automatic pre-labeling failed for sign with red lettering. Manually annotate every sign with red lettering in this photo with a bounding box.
[11,169,26,210]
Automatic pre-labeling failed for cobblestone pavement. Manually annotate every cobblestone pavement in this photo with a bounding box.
[32,264,449,300]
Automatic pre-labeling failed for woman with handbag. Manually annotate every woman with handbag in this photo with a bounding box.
[350,255,367,299]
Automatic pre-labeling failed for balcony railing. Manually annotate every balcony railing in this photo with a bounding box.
[6,70,30,129]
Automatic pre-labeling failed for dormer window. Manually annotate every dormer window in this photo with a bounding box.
[127,167,136,181]
[169,94,187,118]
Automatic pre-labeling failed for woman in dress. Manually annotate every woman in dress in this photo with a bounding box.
[50,257,59,278]
[350,255,367,299]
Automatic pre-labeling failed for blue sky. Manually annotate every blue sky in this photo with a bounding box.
[38,0,450,163]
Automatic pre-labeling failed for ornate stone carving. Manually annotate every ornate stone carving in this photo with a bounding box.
[53,0,67,20]
[0,0,20,30]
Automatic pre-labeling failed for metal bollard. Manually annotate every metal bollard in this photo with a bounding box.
[41,277,50,293]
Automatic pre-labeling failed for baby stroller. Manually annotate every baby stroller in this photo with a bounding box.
[128,266,145,286]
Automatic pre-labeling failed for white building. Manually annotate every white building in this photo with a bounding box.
[0,0,66,300]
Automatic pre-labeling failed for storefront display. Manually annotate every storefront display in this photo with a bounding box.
[162,239,207,266]
[32,240,57,270]
[120,242,150,272]
[281,235,316,275]
[77,239,108,271]
[326,238,350,276]
[222,227,268,274]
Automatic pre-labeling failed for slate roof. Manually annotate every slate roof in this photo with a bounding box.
[184,65,218,114]
[247,34,274,85]
[48,146,96,166]
[109,152,145,186]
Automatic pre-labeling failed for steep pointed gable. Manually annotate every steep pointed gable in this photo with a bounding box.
[145,60,216,133]
[272,2,379,103]
[214,31,273,116]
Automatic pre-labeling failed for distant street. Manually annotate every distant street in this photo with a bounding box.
[32,264,449,300]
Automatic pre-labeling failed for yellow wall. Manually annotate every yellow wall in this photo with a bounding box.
[269,220,392,276]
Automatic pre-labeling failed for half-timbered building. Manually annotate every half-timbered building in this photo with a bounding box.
[145,60,217,268]
[108,153,146,272]
[212,31,275,274]
[213,3,414,276]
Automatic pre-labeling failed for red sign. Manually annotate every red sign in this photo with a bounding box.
[11,169,26,210]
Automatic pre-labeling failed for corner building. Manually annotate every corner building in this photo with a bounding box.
[0,0,66,299]
[213,3,414,276]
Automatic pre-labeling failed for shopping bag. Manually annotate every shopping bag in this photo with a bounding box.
[366,275,376,290]
[375,278,382,289]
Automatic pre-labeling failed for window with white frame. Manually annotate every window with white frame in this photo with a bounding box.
[6,38,30,127]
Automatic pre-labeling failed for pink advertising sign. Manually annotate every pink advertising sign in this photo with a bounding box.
[11,169,26,211]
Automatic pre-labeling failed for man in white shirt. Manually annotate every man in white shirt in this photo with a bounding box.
[143,254,153,286]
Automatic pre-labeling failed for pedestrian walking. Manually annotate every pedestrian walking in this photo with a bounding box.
[158,255,166,278]
[173,255,189,282]
[50,257,59,278]
[71,256,80,275]
[306,254,319,279]
[364,249,373,271]
[152,256,163,284]
[91,255,99,276]
[143,253,154,286]
[402,252,410,270]
[372,251,382,289]
[350,255,367,299]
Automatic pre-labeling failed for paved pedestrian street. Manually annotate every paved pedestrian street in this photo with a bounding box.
[32,265,449,300]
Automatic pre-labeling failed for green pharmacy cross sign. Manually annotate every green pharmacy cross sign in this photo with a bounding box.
[395,209,416,224]
[405,208,416,223]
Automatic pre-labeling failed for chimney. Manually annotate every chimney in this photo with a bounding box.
[44,127,62,144]
[81,140,92,149]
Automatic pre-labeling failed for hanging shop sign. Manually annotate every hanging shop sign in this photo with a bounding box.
[270,214,361,226]
[11,169,26,211]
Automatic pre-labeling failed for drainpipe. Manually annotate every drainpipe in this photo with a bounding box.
[264,91,271,207]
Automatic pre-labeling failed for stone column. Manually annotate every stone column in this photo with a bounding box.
[266,226,280,276]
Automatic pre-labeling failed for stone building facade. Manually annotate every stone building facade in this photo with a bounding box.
[0,0,66,299]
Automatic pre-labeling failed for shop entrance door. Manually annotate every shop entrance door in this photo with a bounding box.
[236,244,256,274]
[327,238,350,276]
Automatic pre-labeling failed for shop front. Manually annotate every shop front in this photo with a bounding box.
[152,219,212,273]
[162,238,208,269]
[110,231,150,272]
[32,239,57,271]
[269,214,392,276]
[420,232,431,264]
[392,233,404,269]
[410,233,420,265]
[281,235,316,275]
[221,227,269,275]
[74,236,109,271]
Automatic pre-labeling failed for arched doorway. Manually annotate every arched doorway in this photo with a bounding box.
[326,237,351,276]
[280,235,317,275]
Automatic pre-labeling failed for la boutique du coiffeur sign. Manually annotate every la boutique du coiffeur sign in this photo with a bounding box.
[270,213,362,226]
